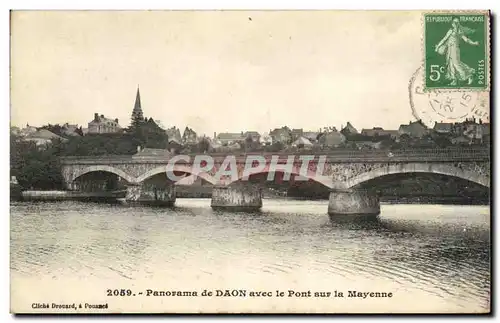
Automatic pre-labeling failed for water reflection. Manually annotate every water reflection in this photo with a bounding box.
[10,199,490,312]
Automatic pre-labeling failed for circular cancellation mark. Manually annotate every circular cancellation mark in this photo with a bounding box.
[408,67,490,127]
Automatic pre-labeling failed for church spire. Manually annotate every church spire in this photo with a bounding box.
[131,85,144,128]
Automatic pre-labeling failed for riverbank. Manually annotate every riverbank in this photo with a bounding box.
[12,188,490,206]
[18,190,125,202]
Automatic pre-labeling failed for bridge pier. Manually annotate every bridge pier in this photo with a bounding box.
[124,182,176,207]
[328,189,380,218]
[211,184,262,212]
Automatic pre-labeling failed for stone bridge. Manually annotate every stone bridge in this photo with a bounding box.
[60,148,490,216]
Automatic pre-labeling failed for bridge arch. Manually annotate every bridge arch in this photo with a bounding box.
[226,169,334,189]
[344,163,490,189]
[71,165,138,184]
[136,165,217,185]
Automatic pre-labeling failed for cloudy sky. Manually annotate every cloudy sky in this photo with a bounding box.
[11,10,424,135]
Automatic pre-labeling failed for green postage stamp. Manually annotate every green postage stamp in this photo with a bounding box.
[424,12,490,90]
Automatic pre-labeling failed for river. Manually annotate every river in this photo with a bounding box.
[10,199,490,313]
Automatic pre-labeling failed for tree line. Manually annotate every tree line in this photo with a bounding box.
[11,124,169,190]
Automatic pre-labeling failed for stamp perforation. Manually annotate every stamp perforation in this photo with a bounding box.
[421,10,491,92]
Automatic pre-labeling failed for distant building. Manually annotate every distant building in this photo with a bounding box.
[154,120,167,131]
[127,86,166,139]
[302,131,321,143]
[88,113,122,134]
[447,118,486,141]
[292,136,313,148]
[24,129,67,146]
[456,118,490,142]
[361,127,399,139]
[291,128,304,141]
[260,132,272,146]
[340,122,359,136]
[19,124,38,137]
[318,131,346,148]
[321,126,338,133]
[166,126,182,142]
[398,120,428,138]
[216,132,245,146]
[182,127,198,145]
[226,142,242,151]
[244,131,261,143]
[168,137,183,153]
[433,122,453,134]
[131,87,144,128]
[142,117,167,136]
[269,126,292,145]
[61,123,81,137]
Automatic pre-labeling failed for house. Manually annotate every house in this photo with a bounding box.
[208,138,223,151]
[154,120,167,130]
[228,142,242,151]
[182,127,198,145]
[463,122,485,140]
[244,131,261,143]
[24,129,67,146]
[19,124,38,137]
[321,126,338,133]
[292,136,314,149]
[61,123,81,137]
[168,136,183,153]
[318,131,346,148]
[361,127,399,139]
[340,122,359,136]
[141,117,167,137]
[260,132,272,146]
[433,122,453,134]
[214,141,242,152]
[383,130,400,140]
[269,127,292,145]
[398,120,428,138]
[88,113,122,134]
[216,132,245,146]
[302,131,321,143]
[166,126,182,143]
[291,128,304,141]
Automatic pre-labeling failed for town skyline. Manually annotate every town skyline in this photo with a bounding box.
[10,10,472,135]
[15,85,488,139]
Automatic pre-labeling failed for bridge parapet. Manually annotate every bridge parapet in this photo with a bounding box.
[60,148,490,164]
[60,148,491,190]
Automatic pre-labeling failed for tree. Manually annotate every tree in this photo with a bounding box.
[197,138,210,153]
[265,141,284,152]
[10,135,64,190]
[244,135,256,152]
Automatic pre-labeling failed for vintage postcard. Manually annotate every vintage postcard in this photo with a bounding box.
[10,10,491,314]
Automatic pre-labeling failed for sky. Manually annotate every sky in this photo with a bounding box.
[11,10,432,136]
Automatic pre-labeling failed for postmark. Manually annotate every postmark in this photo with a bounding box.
[423,12,490,90]
[409,67,489,127]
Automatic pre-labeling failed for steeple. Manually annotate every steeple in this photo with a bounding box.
[131,85,144,128]
[133,86,143,117]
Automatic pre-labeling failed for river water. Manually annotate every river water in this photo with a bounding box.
[10,199,490,313]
